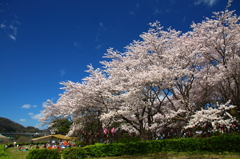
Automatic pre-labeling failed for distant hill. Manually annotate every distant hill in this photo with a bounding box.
[0,117,42,133]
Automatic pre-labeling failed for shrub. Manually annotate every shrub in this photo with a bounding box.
[62,134,240,159]
[200,135,240,152]
[116,134,140,143]
[162,138,201,152]
[26,149,60,159]
[62,147,87,159]
[75,140,86,147]
[0,144,10,159]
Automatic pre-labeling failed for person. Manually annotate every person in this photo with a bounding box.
[26,147,29,151]
[13,141,16,148]
[57,146,61,153]
[5,144,8,149]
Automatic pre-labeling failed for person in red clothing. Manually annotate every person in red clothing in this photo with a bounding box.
[57,146,61,153]
[64,140,68,146]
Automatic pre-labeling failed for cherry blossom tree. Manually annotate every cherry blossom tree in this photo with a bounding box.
[190,0,240,110]
[40,1,239,140]
[185,101,237,132]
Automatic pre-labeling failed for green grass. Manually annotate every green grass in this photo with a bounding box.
[5,146,29,159]
[4,146,240,159]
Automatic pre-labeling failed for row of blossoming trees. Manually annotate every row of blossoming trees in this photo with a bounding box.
[40,2,240,142]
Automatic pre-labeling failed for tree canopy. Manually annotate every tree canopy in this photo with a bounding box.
[40,1,240,140]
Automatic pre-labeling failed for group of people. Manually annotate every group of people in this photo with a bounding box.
[32,139,75,151]
[4,139,75,152]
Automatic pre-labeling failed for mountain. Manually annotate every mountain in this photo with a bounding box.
[0,117,41,133]
[25,126,41,133]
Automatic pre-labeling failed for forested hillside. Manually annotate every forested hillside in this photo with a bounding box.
[0,117,40,133]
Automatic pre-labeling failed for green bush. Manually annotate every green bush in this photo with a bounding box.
[62,135,240,159]
[26,149,61,159]
[17,142,31,146]
[33,141,48,145]
[75,140,86,147]
[200,135,240,152]
[160,138,201,152]
[0,144,10,159]
[62,147,87,159]
[116,134,140,143]
[90,143,126,156]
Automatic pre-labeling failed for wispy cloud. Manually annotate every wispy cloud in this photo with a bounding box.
[21,104,37,109]
[74,41,80,47]
[96,44,102,50]
[153,7,170,15]
[194,0,219,7]
[34,123,42,129]
[9,34,16,40]
[0,23,6,28]
[20,119,26,121]
[22,104,31,109]
[95,33,100,41]
[182,16,186,23]
[0,20,20,41]
[28,112,34,116]
[170,0,176,5]
[60,69,66,76]
[153,9,160,15]
[129,11,135,15]
[31,112,44,120]
[0,1,20,41]
[129,3,140,15]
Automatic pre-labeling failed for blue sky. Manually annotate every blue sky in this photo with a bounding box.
[0,0,239,129]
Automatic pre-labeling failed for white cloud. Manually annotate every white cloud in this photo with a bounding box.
[22,104,31,109]
[34,123,42,129]
[31,112,44,120]
[33,105,37,108]
[2,21,19,41]
[194,0,219,7]
[9,25,17,35]
[0,23,6,28]
[20,119,26,121]
[0,1,20,41]
[28,112,34,115]
[9,34,16,40]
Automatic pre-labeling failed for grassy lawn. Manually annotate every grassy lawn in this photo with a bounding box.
[5,146,29,159]
[4,146,240,159]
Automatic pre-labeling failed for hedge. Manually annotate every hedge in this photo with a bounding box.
[0,144,10,159]
[26,149,61,159]
[61,134,240,159]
